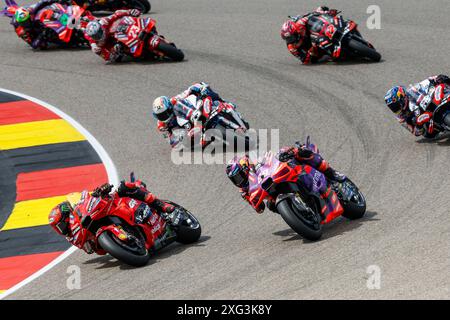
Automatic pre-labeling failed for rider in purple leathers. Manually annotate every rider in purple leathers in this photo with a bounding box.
[226,143,345,214]
[152,82,232,148]
[385,74,450,138]
[10,0,70,49]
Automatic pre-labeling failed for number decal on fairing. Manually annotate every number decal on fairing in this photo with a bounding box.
[129,25,140,39]
[325,24,336,38]
[434,85,443,105]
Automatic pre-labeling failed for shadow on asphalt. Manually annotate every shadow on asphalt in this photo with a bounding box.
[416,132,450,145]
[272,211,379,243]
[83,235,211,270]
[106,56,188,65]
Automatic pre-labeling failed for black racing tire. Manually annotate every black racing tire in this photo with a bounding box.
[156,41,184,61]
[340,180,367,220]
[347,38,381,62]
[97,231,151,267]
[277,198,322,241]
[176,223,202,244]
[130,0,151,13]
[162,201,201,244]
[423,130,439,139]
[443,113,450,128]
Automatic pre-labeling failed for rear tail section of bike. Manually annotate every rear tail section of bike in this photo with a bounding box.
[162,201,202,244]
[147,33,184,61]
[332,179,366,220]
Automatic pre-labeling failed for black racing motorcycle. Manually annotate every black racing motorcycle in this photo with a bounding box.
[305,11,381,62]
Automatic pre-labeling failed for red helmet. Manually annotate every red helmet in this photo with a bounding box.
[281,20,301,44]
[49,201,73,236]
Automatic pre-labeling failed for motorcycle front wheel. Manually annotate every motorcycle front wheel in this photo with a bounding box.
[277,194,322,241]
[97,227,150,267]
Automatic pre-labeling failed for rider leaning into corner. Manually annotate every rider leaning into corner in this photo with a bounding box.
[384,74,450,138]
[84,8,142,62]
[48,179,175,254]
[225,142,346,214]
[10,0,71,49]
[280,6,339,64]
[152,82,237,148]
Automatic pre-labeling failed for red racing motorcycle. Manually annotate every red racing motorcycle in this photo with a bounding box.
[248,137,366,240]
[306,11,381,62]
[67,173,201,267]
[112,16,184,61]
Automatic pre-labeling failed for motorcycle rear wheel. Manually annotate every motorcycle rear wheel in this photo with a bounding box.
[163,201,201,244]
[347,38,381,62]
[130,0,151,13]
[175,211,202,244]
[98,230,151,267]
[156,41,185,61]
[339,179,366,220]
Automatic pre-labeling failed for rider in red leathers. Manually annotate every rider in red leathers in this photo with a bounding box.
[48,179,174,253]
[226,144,345,214]
[280,6,338,64]
[84,8,141,62]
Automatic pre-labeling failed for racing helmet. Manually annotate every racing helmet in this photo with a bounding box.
[14,7,30,23]
[385,86,408,114]
[226,156,251,188]
[280,20,301,44]
[48,201,73,236]
[152,96,174,123]
[85,20,104,41]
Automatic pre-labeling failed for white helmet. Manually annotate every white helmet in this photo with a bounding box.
[85,20,104,41]
[152,96,174,123]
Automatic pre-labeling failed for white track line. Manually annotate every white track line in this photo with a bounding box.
[0,88,119,300]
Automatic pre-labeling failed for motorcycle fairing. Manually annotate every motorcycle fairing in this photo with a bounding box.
[115,17,155,57]
[248,152,343,223]
[35,4,84,42]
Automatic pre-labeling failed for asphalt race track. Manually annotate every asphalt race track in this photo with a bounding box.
[1,0,449,299]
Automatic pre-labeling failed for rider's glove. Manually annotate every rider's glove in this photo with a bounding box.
[91,44,102,55]
[92,183,113,198]
[113,43,124,55]
[255,202,265,214]
[190,109,202,122]
[266,200,277,213]
[297,145,313,158]
[129,9,141,17]
[278,147,297,162]
[117,180,149,201]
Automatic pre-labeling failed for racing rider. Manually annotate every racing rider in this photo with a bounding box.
[226,142,346,214]
[10,0,70,49]
[384,74,450,138]
[280,6,339,64]
[48,179,175,253]
[152,82,232,148]
[84,8,141,62]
